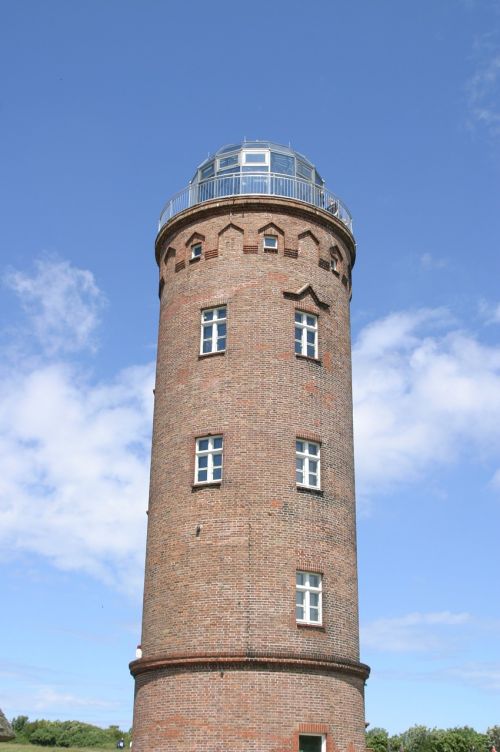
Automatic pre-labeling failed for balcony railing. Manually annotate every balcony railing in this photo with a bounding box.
[158,173,353,233]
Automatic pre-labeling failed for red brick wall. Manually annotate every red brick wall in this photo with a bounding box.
[131,197,368,751]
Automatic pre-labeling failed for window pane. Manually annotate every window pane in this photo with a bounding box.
[203,310,214,321]
[202,340,212,354]
[309,473,318,487]
[295,341,302,354]
[219,155,238,169]
[212,453,222,467]
[295,327,302,342]
[216,307,226,319]
[203,324,213,338]
[213,437,223,449]
[201,162,215,179]
[295,311,303,323]
[271,151,294,175]
[198,439,209,451]
[309,607,319,622]
[307,344,315,357]
[244,151,266,163]
[264,235,277,247]
[309,460,317,473]
[296,441,304,453]
[308,443,318,455]
[217,337,226,351]
[309,574,320,588]
[296,605,304,619]
[296,591,305,605]
[296,572,305,586]
[213,466,222,480]
[310,592,319,606]
[218,322,227,336]
[307,330,315,344]
[198,455,208,469]
[306,315,316,327]
[197,469,207,482]
[299,736,323,752]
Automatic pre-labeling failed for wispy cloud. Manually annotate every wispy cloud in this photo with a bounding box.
[466,34,500,137]
[32,686,118,711]
[420,253,448,271]
[361,611,471,653]
[3,256,106,355]
[353,308,500,499]
[446,663,500,691]
[479,299,500,324]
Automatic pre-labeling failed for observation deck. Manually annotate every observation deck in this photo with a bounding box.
[158,141,353,233]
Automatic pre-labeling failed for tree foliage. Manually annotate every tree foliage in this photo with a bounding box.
[367,725,492,752]
[9,717,130,748]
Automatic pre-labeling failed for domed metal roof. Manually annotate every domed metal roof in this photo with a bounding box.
[192,141,324,186]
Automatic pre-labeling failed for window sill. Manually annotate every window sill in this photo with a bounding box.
[296,485,324,497]
[295,353,322,365]
[297,622,325,631]
[198,350,226,360]
[189,256,202,264]
[192,481,222,492]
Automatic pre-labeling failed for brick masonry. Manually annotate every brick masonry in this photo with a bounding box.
[130,196,369,751]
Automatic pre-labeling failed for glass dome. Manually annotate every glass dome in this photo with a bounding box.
[191,141,324,186]
[158,141,352,234]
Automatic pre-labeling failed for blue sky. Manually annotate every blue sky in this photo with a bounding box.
[1,0,499,736]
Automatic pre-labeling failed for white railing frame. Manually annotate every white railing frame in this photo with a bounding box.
[158,173,353,233]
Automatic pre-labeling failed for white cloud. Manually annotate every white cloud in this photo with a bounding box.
[0,360,154,594]
[0,256,153,594]
[361,611,471,653]
[353,308,500,498]
[4,257,105,355]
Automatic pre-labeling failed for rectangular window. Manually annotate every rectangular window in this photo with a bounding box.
[296,571,322,625]
[299,734,326,752]
[296,439,320,488]
[191,243,202,259]
[195,435,223,484]
[263,235,278,251]
[295,311,318,359]
[201,306,227,354]
[242,150,269,165]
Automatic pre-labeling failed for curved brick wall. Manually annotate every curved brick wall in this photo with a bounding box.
[131,196,369,751]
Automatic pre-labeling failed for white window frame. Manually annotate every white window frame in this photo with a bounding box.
[295,310,318,359]
[299,734,327,752]
[296,571,323,625]
[195,435,223,484]
[263,234,278,251]
[242,149,270,167]
[296,439,321,489]
[191,242,202,260]
[217,153,239,171]
[200,306,227,355]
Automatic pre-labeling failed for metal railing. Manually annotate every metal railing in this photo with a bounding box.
[158,173,353,233]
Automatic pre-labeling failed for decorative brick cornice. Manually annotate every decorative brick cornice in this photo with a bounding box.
[155,196,355,267]
[129,651,370,681]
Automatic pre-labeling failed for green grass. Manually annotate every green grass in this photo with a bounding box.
[1,745,116,752]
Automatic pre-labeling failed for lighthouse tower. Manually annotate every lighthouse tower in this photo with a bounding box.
[130,142,369,752]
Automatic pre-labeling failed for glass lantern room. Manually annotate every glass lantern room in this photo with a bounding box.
[192,141,324,185]
[158,141,352,233]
